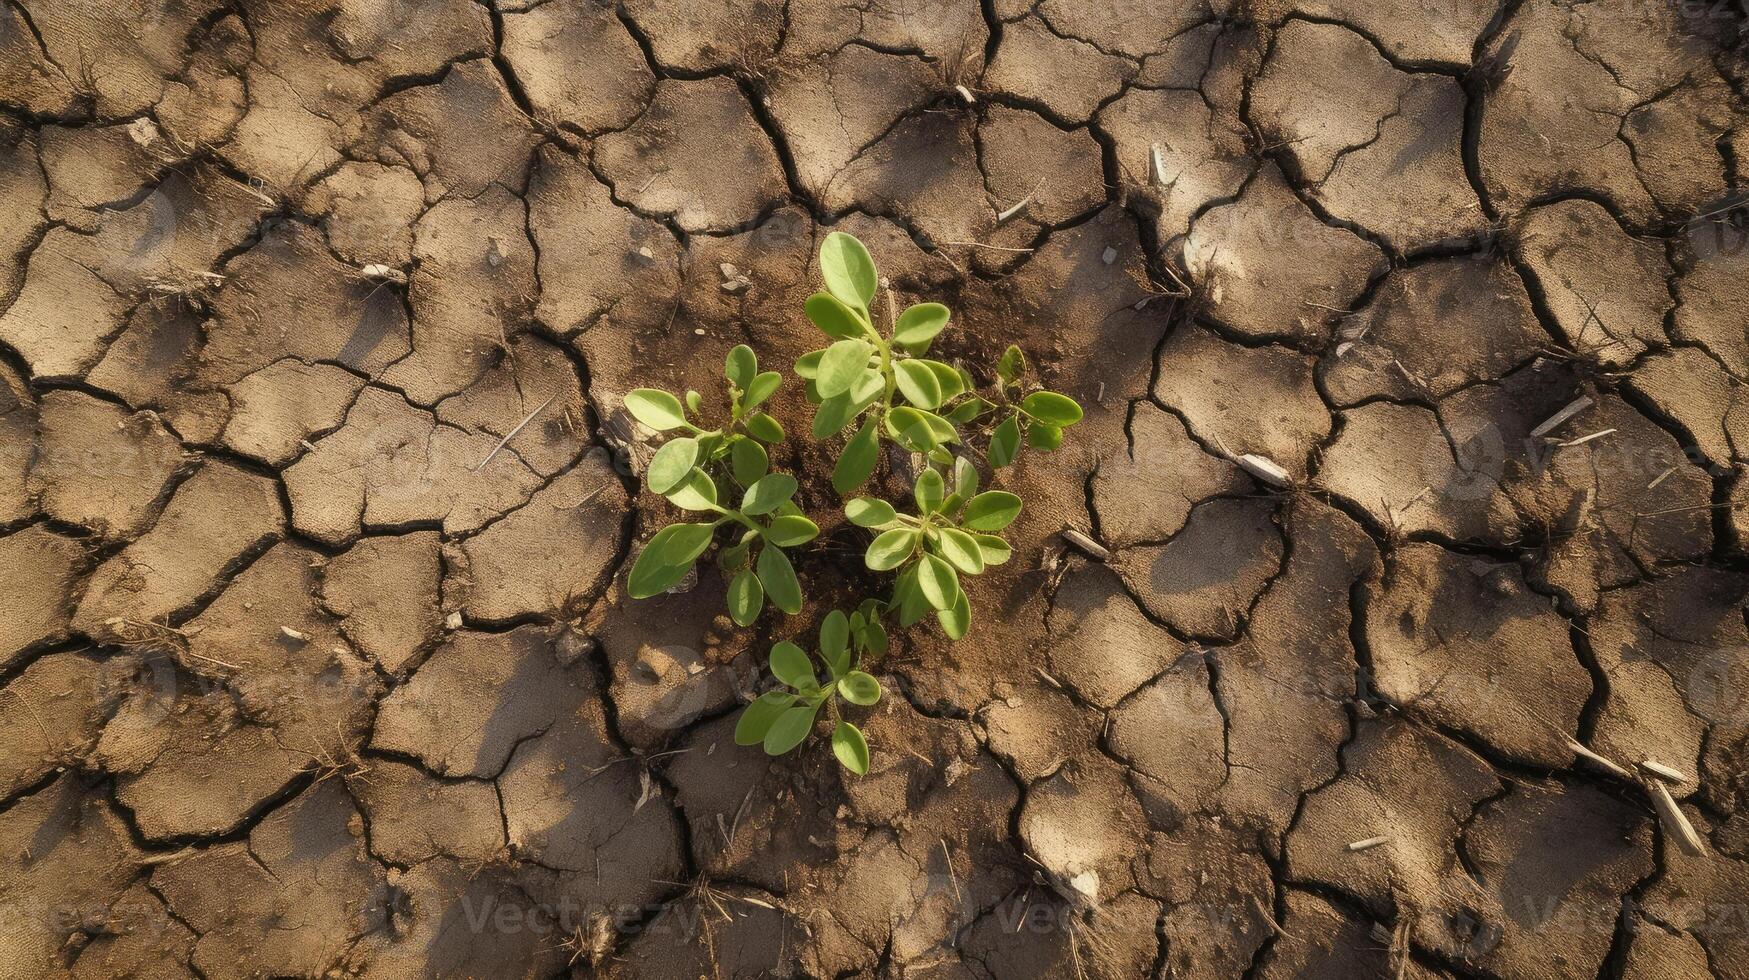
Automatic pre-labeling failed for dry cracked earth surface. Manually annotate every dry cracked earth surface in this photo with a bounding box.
[1,0,1748,977]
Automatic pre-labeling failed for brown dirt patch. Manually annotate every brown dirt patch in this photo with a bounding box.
[2,1,1748,977]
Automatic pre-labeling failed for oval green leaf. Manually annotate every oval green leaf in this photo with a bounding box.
[628,525,697,599]
[937,588,971,640]
[831,721,870,775]
[743,371,782,411]
[744,412,784,443]
[820,610,849,675]
[973,532,1012,566]
[893,302,950,350]
[625,389,688,431]
[804,292,867,341]
[725,345,756,388]
[865,528,918,570]
[845,497,896,527]
[742,473,798,516]
[734,691,796,746]
[664,469,720,511]
[1027,421,1064,450]
[730,438,769,486]
[817,338,874,400]
[1019,391,1084,427]
[833,416,880,494]
[819,231,877,309]
[757,545,803,614]
[769,640,815,690]
[914,467,945,513]
[838,671,882,706]
[646,437,698,495]
[728,568,764,627]
[963,490,1022,531]
[894,359,943,409]
[924,360,965,401]
[936,526,985,574]
[952,456,979,499]
[917,553,958,611]
[660,522,717,565]
[988,414,1021,468]
[763,514,819,547]
[763,703,820,755]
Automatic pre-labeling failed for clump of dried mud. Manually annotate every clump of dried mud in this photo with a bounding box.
[2,1,1748,977]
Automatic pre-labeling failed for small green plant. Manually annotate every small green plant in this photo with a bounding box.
[624,231,1082,772]
[732,606,886,774]
[623,346,816,626]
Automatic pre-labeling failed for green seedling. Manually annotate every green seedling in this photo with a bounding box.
[795,232,1082,486]
[733,606,887,774]
[627,231,1084,772]
[625,345,817,626]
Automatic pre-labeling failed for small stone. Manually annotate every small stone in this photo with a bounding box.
[1102,246,1118,264]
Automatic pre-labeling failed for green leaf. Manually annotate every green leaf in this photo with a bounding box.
[831,721,871,774]
[817,338,874,400]
[924,360,965,400]
[1019,391,1084,427]
[917,553,958,611]
[820,610,849,677]
[894,563,929,627]
[730,438,769,486]
[686,390,703,414]
[820,231,878,309]
[963,491,1022,531]
[757,546,803,614]
[734,691,796,746]
[725,345,757,389]
[764,702,821,755]
[625,389,688,431]
[862,620,889,656]
[893,302,950,351]
[743,372,782,411]
[795,348,826,380]
[1028,421,1064,451]
[728,568,764,626]
[838,671,882,706]
[953,456,979,499]
[763,514,819,547]
[664,470,720,511]
[628,525,697,598]
[805,292,867,341]
[660,522,718,565]
[894,359,943,409]
[988,414,1021,468]
[887,407,942,452]
[744,412,784,443]
[742,474,798,516]
[937,588,971,640]
[846,497,897,527]
[865,528,918,570]
[972,532,1012,566]
[948,397,993,424]
[914,467,945,513]
[833,416,880,494]
[646,437,699,495]
[996,345,1026,386]
[812,391,861,439]
[936,526,985,574]
[769,640,816,690]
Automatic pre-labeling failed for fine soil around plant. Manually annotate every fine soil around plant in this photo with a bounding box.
[2,1,1748,978]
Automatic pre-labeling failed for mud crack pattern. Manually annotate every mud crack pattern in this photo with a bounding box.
[1,1,1748,977]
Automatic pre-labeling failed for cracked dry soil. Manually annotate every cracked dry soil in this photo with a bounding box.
[1,0,1748,978]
